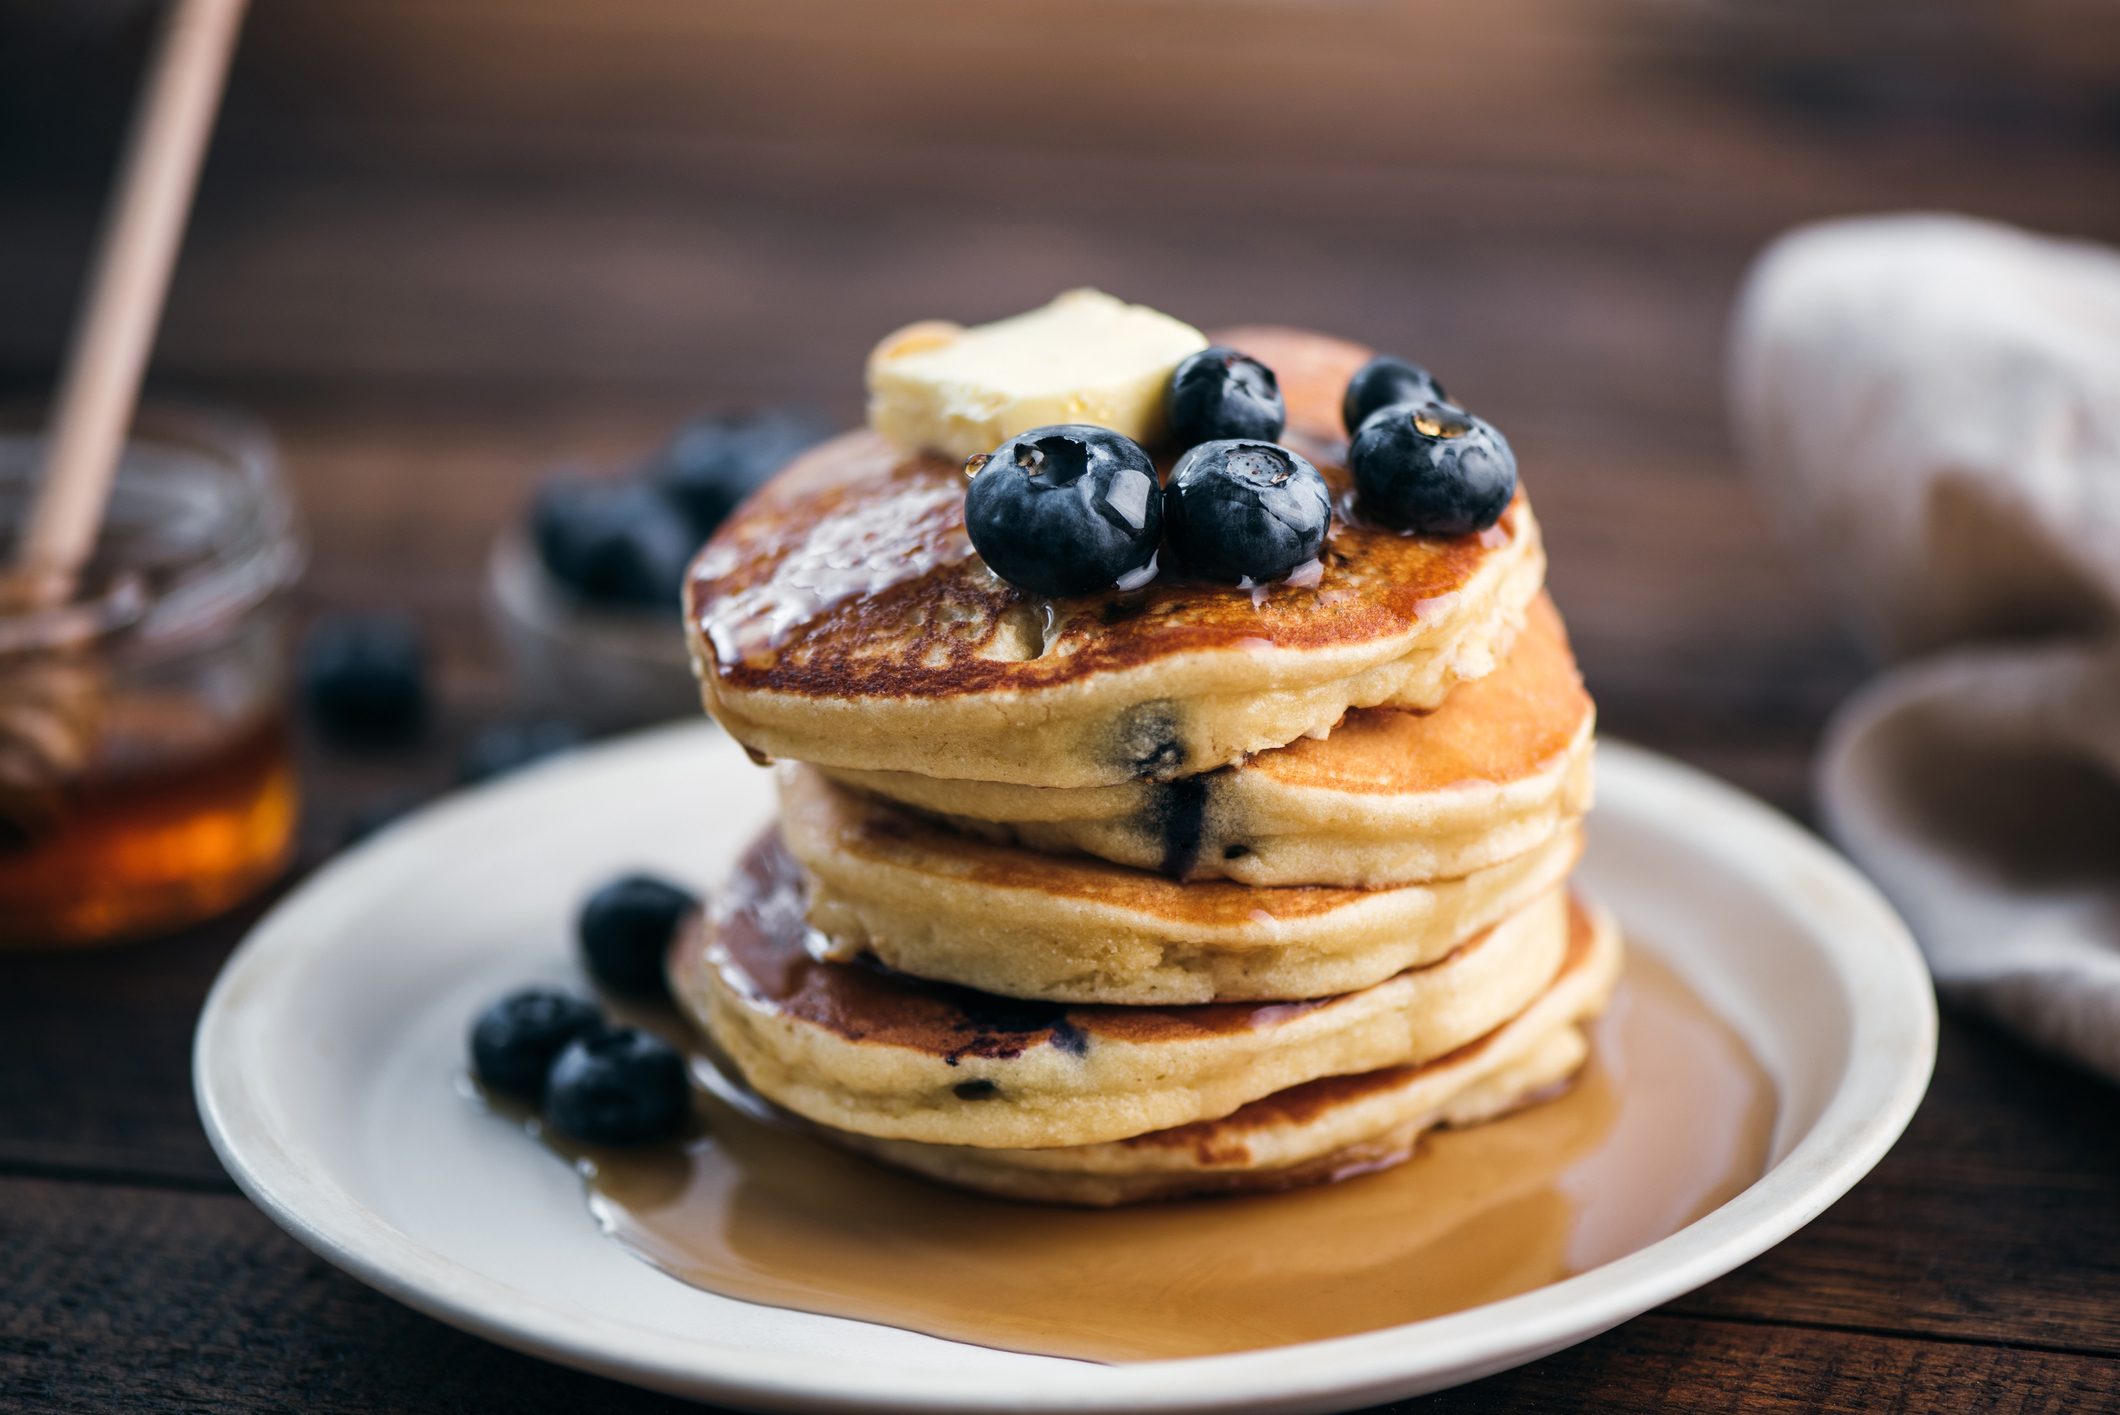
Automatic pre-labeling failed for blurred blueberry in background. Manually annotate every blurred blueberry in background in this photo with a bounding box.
[300,613,429,747]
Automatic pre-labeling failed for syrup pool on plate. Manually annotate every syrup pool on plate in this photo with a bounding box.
[483,946,1775,1364]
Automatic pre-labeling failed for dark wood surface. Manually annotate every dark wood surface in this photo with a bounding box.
[4,2,2119,1410]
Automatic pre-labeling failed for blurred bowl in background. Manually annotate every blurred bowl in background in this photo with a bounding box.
[485,527,699,732]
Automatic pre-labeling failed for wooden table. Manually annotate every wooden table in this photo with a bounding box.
[4,3,2118,1409]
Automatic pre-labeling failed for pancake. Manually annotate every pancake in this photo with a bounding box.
[829,898,1620,1205]
[671,829,1571,1151]
[826,593,1594,888]
[781,761,1581,1004]
[835,1028,1588,1207]
[684,327,1545,789]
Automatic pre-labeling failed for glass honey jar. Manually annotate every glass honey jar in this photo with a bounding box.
[0,406,303,945]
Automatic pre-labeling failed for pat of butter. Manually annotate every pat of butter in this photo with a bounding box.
[866,289,1207,460]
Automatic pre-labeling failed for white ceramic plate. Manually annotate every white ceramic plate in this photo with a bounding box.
[195,726,1935,1414]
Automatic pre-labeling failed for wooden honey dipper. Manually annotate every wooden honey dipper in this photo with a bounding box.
[0,0,248,844]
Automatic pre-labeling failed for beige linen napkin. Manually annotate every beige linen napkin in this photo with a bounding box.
[1730,214,2120,1080]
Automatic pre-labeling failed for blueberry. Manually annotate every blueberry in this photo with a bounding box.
[964,425,1162,597]
[1166,346,1285,448]
[647,407,829,537]
[1349,401,1516,536]
[1342,356,1449,435]
[578,872,699,997]
[544,1025,691,1146]
[1164,440,1331,583]
[532,477,699,611]
[469,988,602,1100]
[301,613,428,746]
[460,719,585,785]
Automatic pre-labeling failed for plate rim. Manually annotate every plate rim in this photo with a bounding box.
[193,726,1937,1414]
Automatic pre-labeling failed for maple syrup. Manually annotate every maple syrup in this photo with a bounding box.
[496,948,1775,1363]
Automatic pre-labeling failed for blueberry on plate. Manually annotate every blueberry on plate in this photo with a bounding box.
[469,988,602,1100]
[964,424,1163,597]
[1342,355,1450,435]
[579,872,699,997]
[1166,346,1286,447]
[1349,401,1516,536]
[544,1025,691,1146]
[1164,440,1331,583]
[300,612,429,746]
[532,476,699,612]
[459,719,585,786]
[648,407,829,537]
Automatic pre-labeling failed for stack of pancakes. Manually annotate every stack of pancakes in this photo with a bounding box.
[676,327,1620,1206]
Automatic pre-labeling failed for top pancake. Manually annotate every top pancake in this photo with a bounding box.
[685,327,1546,788]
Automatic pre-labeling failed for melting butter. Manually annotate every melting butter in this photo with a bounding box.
[866,290,1207,460]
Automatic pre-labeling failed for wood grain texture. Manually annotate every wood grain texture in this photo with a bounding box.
[3,1176,2117,1415]
[3,0,2119,1408]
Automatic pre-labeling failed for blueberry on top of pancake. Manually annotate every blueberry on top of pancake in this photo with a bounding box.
[685,328,1547,788]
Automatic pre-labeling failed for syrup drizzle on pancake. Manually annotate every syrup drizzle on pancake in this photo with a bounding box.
[685,328,1526,705]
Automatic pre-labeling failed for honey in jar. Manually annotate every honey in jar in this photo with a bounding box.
[0,407,303,946]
